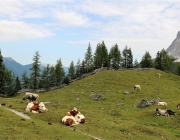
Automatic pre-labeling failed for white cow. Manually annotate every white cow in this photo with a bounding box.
[154,108,169,117]
[23,92,39,102]
[158,102,167,106]
[25,102,48,113]
[133,85,141,90]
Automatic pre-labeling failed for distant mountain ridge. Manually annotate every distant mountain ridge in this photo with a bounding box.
[166,31,180,61]
[3,57,68,79]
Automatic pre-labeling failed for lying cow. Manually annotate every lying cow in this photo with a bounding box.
[62,107,79,126]
[133,85,141,90]
[23,92,39,102]
[25,102,48,113]
[154,108,169,117]
[156,73,161,78]
[158,102,167,106]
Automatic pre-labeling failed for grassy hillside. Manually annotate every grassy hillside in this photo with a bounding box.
[1,69,180,140]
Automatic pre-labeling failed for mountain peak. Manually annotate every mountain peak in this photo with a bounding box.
[177,31,180,38]
[166,31,180,59]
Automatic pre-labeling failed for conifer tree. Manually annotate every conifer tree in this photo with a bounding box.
[39,64,50,89]
[21,71,29,89]
[29,51,41,89]
[94,41,109,68]
[49,66,56,87]
[14,76,21,93]
[75,59,81,77]
[109,44,121,69]
[0,49,6,95]
[122,46,133,68]
[55,59,65,86]
[68,61,75,80]
[140,51,153,68]
[84,43,94,72]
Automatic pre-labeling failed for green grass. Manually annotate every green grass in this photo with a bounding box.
[1,69,180,140]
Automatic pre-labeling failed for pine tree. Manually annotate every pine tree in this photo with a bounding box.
[14,76,21,93]
[0,49,6,95]
[109,44,121,69]
[55,59,65,86]
[134,59,140,68]
[29,51,41,89]
[140,51,153,68]
[4,69,16,96]
[49,66,56,87]
[84,43,94,72]
[154,51,161,70]
[122,46,133,68]
[94,41,109,68]
[39,64,50,89]
[68,61,75,80]
[75,59,81,77]
[21,71,29,89]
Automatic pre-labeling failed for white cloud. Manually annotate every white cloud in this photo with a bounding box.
[0,20,53,41]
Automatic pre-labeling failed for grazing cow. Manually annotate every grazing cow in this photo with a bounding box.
[23,92,39,102]
[25,102,48,113]
[177,104,180,109]
[62,107,80,126]
[156,73,161,78]
[133,85,141,90]
[154,108,169,117]
[75,112,86,123]
[158,102,167,106]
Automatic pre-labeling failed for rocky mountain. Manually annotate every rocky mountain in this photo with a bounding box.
[166,31,180,61]
[3,57,68,79]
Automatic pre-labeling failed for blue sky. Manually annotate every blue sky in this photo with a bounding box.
[0,0,179,67]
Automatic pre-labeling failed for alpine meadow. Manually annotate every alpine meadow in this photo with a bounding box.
[1,69,180,140]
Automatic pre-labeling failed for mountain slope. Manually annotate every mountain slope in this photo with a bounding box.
[166,31,180,59]
[1,69,180,139]
[3,57,68,79]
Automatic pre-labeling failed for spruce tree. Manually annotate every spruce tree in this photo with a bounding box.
[68,61,75,80]
[29,51,41,89]
[49,66,56,87]
[140,51,153,68]
[109,44,121,69]
[75,59,81,77]
[0,49,6,95]
[14,76,21,93]
[84,43,94,72]
[55,59,65,86]
[21,71,29,89]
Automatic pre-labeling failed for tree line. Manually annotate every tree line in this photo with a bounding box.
[0,41,180,96]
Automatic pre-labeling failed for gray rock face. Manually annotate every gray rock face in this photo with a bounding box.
[166,31,180,59]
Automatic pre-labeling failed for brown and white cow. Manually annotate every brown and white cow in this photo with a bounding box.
[62,107,79,126]
[25,102,48,113]
[133,85,141,90]
[23,92,39,102]
[177,104,180,109]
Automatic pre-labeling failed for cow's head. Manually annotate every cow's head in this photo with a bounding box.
[38,102,48,112]
[70,107,79,116]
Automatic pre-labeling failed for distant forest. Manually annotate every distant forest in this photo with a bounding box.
[0,41,180,96]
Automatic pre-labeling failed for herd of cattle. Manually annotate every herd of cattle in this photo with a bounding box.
[23,92,86,126]
[133,73,180,117]
[22,72,179,127]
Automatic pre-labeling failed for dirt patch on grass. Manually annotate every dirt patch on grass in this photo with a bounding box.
[6,108,31,119]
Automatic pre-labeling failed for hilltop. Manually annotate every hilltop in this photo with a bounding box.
[1,69,180,140]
